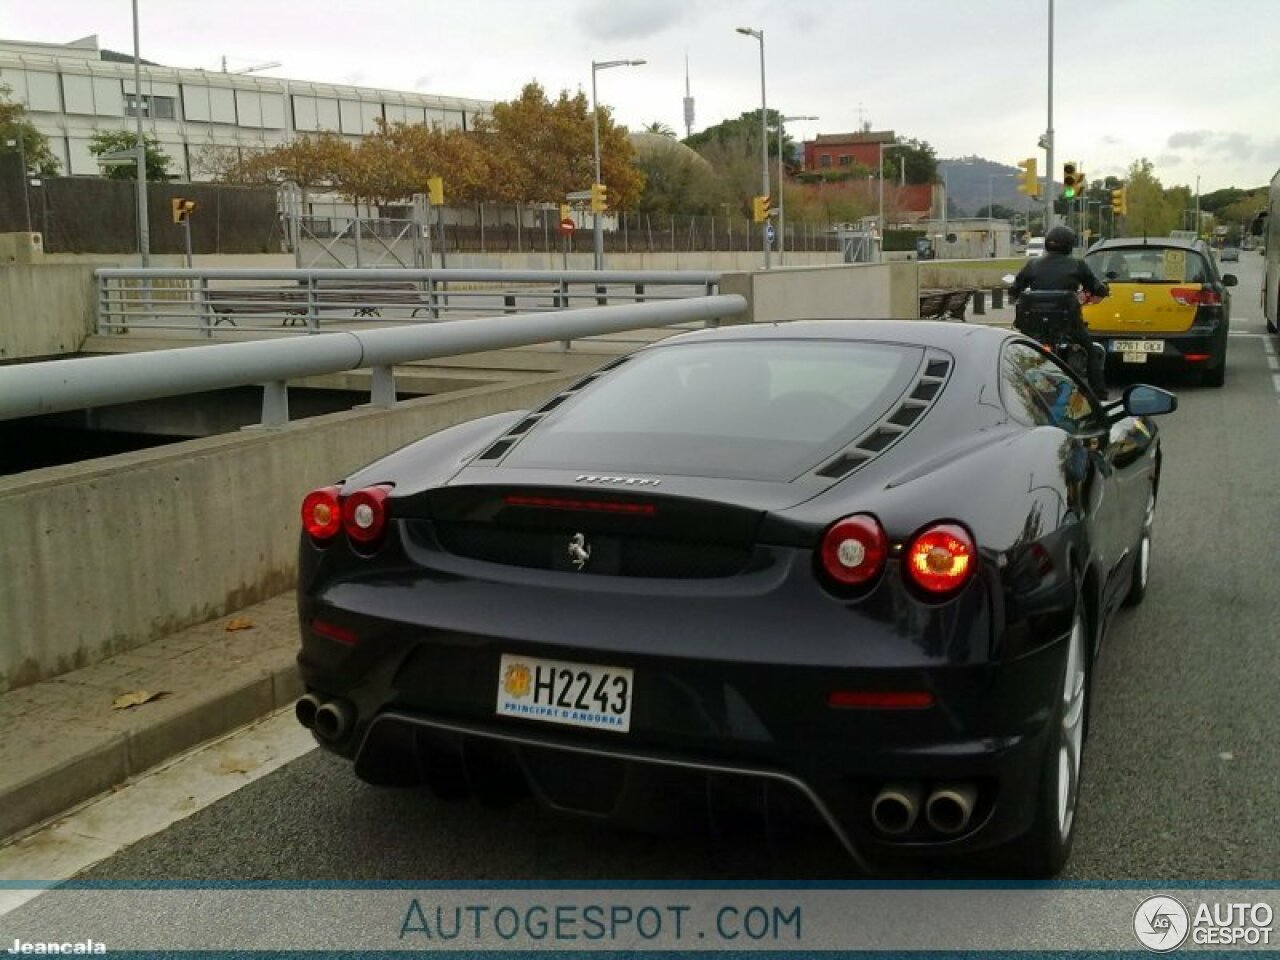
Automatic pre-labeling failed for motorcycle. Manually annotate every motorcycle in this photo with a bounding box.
[1002,276,1107,383]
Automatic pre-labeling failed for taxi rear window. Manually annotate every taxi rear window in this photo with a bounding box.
[1086,247,1209,283]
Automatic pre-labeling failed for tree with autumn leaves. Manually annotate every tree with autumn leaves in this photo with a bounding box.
[213,81,642,213]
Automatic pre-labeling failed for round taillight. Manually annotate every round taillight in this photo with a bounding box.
[819,514,887,586]
[342,485,392,544]
[905,523,977,594]
[301,486,342,541]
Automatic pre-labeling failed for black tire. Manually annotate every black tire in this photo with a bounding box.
[1203,359,1226,388]
[1007,594,1090,878]
[1123,487,1155,607]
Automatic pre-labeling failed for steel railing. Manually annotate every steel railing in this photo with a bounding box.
[6,295,747,427]
[95,268,722,337]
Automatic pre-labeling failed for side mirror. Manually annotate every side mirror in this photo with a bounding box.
[1222,274,1238,286]
[1122,384,1177,417]
[1249,211,1268,237]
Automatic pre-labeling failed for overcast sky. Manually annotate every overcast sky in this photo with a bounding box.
[6,0,1277,191]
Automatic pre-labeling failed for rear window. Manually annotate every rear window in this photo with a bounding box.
[504,340,926,481]
[1086,246,1210,283]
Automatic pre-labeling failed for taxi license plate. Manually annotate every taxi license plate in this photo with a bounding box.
[496,654,632,733]
[1113,340,1164,354]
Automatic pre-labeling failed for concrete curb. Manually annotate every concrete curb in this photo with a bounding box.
[0,595,302,844]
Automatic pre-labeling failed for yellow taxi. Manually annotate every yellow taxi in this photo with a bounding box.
[1082,237,1237,387]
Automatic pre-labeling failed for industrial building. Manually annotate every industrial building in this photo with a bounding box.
[0,34,492,181]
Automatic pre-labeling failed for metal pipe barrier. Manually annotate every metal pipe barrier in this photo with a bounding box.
[3,295,746,427]
[95,268,722,337]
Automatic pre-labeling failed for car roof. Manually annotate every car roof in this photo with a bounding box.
[658,319,1011,352]
[1088,236,1209,254]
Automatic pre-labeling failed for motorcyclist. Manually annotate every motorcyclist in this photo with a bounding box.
[1011,225,1110,400]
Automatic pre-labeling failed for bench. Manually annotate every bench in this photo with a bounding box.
[204,281,434,327]
[919,288,974,321]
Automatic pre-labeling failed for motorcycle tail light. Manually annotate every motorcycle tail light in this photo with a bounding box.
[904,523,977,595]
[818,514,887,587]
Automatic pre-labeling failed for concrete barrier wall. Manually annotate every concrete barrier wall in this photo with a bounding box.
[0,263,98,360]
[722,261,922,323]
[920,258,1026,290]
[0,371,581,693]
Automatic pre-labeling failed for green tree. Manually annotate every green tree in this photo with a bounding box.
[684,110,793,168]
[1123,158,1175,235]
[0,84,60,176]
[642,121,676,138]
[88,130,172,181]
[887,138,937,185]
[633,139,728,215]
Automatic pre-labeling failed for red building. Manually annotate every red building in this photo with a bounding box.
[803,129,896,172]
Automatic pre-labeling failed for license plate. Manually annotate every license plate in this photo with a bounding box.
[1113,340,1164,354]
[1122,352,1148,364]
[496,654,632,732]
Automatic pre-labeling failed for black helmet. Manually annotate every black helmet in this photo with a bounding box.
[1045,225,1077,253]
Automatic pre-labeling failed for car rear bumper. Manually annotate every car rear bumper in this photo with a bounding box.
[296,586,1070,864]
[1093,327,1226,371]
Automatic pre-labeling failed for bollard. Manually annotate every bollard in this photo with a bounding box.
[991,287,1004,310]
[504,294,516,315]
[972,289,986,316]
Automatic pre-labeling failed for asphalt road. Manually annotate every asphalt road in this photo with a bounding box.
[62,252,1280,882]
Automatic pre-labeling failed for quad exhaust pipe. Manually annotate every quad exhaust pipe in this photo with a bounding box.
[924,783,977,835]
[870,783,923,835]
[296,694,355,743]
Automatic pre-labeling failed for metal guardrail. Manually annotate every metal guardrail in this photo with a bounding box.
[3,295,747,427]
[95,268,722,337]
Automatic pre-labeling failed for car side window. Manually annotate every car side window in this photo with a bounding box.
[1001,342,1097,433]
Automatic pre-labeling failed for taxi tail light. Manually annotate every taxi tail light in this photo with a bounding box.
[904,523,978,595]
[342,484,393,544]
[1170,286,1221,307]
[301,486,342,542]
[818,514,887,587]
[1183,353,1210,362]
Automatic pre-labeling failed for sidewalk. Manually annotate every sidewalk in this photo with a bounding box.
[0,592,302,843]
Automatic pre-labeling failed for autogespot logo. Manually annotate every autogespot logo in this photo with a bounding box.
[1134,895,1190,952]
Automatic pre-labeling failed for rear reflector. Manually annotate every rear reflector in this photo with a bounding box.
[904,523,977,594]
[818,514,887,587]
[828,690,935,709]
[301,486,342,541]
[1183,353,1210,362]
[503,494,656,515]
[311,618,358,646]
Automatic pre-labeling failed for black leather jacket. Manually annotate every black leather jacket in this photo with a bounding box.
[1012,251,1109,300]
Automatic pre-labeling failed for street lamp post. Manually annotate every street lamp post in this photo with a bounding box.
[736,27,770,269]
[777,114,816,265]
[987,172,1014,256]
[590,58,645,271]
[878,142,904,262]
[131,0,149,266]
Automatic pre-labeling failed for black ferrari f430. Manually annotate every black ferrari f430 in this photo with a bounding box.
[294,320,1176,877]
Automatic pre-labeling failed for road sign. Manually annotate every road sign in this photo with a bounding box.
[765,223,776,245]
[559,218,576,235]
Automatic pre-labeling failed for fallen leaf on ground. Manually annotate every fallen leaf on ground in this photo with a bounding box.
[224,617,254,632]
[218,755,257,775]
[111,690,171,710]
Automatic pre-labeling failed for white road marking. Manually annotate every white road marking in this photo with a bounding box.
[1265,339,1277,357]
[1268,356,1280,372]
[0,709,315,917]
[1273,374,1280,394]
[1229,332,1267,338]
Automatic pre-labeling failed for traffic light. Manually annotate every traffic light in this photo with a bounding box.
[751,195,771,223]
[1062,162,1078,199]
[426,176,444,206]
[559,203,571,222]
[170,197,196,224]
[1016,157,1040,197]
[590,182,608,213]
[1110,186,1127,216]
